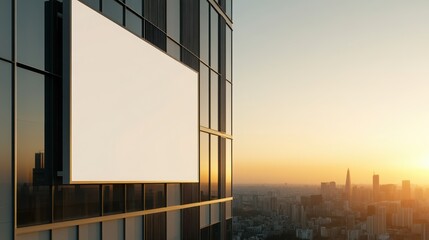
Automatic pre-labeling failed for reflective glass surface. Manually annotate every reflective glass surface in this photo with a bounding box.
[226,26,232,81]
[226,139,232,197]
[145,184,166,209]
[200,0,209,64]
[0,0,12,60]
[144,0,166,31]
[103,0,124,25]
[125,0,142,16]
[54,185,101,221]
[126,184,143,212]
[0,61,12,227]
[17,0,50,70]
[103,184,125,215]
[182,207,199,239]
[210,135,219,199]
[17,67,51,226]
[200,64,210,127]
[166,0,180,41]
[226,81,232,134]
[182,183,199,204]
[125,9,142,36]
[145,213,166,240]
[80,0,100,11]
[210,71,219,130]
[210,7,219,71]
[226,0,232,19]
[167,38,181,61]
[200,132,210,201]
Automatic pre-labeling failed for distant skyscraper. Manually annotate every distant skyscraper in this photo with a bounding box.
[373,174,380,202]
[402,180,411,200]
[345,169,352,202]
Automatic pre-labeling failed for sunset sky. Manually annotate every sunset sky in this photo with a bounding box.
[233,1,429,185]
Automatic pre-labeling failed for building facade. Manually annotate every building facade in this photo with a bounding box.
[0,0,233,239]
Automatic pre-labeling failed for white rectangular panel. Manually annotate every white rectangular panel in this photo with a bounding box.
[70,1,199,183]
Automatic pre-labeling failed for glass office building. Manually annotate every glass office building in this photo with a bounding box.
[0,0,233,239]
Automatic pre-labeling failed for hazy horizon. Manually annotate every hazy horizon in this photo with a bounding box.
[234,1,429,185]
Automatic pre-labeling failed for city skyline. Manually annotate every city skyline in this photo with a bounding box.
[234,0,429,185]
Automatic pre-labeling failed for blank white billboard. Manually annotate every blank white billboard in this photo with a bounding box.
[69,0,199,183]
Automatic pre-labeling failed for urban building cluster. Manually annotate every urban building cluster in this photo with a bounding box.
[233,171,429,240]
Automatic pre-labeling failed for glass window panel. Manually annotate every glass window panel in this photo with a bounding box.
[200,0,209,64]
[145,213,166,240]
[226,218,233,240]
[210,7,219,71]
[211,204,220,224]
[210,71,219,131]
[144,0,166,31]
[126,0,142,16]
[145,184,166,209]
[17,68,51,226]
[201,226,210,240]
[226,82,232,135]
[181,183,199,204]
[226,26,232,81]
[145,21,167,51]
[182,48,199,71]
[200,205,210,228]
[211,222,221,239]
[200,63,209,127]
[80,0,100,10]
[54,185,100,221]
[125,9,142,37]
[103,184,125,215]
[200,132,209,201]
[126,184,143,212]
[167,38,181,61]
[226,201,232,219]
[0,61,12,235]
[226,139,232,197]
[17,0,50,70]
[210,135,219,199]
[226,0,232,19]
[182,207,199,239]
[166,184,181,206]
[103,0,124,25]
[166,0,180,41]
[0,0,12,60]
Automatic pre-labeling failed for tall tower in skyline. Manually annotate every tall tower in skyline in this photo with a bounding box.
[345,169,352,202]
[373,174,380,202]
[402,180,411,200]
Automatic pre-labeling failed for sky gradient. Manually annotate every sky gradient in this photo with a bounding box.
[234,0,429,185]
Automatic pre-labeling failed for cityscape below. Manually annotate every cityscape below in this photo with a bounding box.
[233,169,429,240]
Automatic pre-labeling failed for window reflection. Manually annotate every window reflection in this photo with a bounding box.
[182,183,199,204]
[125,9,143,37]
[0,0,12,60]
[200,132,210,201]
[210,71,219,131]
[200,0,209,64]
[54,185,100,221]
[211,135,219,199]
[126,184,143,212]
[210,7,219,71]
[226,139,232,197]
[103,0,124,25]
[226,26,232,81]
[226,82,232,134]
[145,184,166,209]
[103,184,125,215]
[145,212,166,240]
[125,0,142,16]
[17,0,50,71]
[200,64,210,127]
[166,0,180,42]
